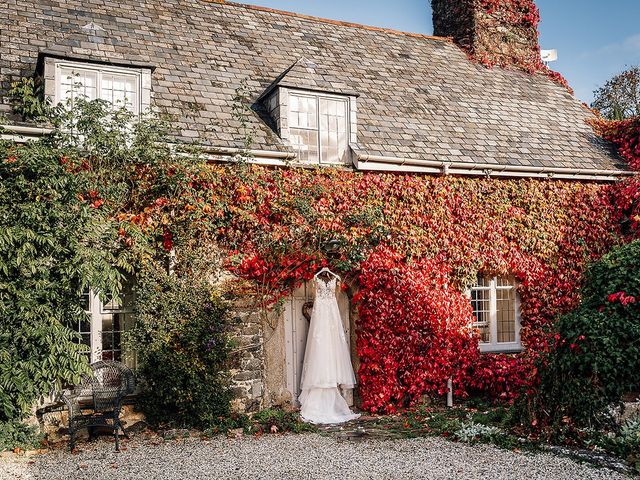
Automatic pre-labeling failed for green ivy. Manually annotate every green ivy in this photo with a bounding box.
[0,89,187,422]
[8,77,50,121]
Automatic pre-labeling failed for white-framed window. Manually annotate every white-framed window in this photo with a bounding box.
[54,62,141,114]
[469,276,522,353]
[288,92,349,164]
[76,288,136,368]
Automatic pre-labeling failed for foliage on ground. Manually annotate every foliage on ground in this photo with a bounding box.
[598,414,640,473]
[249,408,317,434]
[378,401,531,452]
[201,408,316,436]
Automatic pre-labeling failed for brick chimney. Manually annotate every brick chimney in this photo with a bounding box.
[432,0,543,72]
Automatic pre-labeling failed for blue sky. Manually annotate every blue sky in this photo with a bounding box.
[241,0,640,104]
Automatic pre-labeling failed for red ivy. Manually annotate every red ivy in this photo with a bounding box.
[125,165,623,413]
[355,247,479,413]
[593,117,640,170]
[467,0,572,92]
[592,118,640,238]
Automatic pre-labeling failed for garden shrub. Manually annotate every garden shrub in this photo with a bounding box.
[127,252,234,429]
[0,420,43,452]
[454,421,503,444]
[534,240,640,429]
[1,86,200,422]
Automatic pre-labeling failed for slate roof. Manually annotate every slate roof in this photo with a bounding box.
[0,0,624,171]
[260,57,359,100]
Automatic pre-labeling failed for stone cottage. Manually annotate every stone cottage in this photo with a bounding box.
[0,0,630,413]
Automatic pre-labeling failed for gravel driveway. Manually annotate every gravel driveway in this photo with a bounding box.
[0,433,631,480]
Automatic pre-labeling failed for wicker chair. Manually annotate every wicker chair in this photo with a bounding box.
[61,361,135,451]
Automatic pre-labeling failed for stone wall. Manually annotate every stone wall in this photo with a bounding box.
[228,301,266,413]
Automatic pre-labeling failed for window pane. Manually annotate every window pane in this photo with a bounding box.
[496,277,515,288]
[103,294,121,311]
[101,312,131,362]
[470,287,491,343]
[81,288,91,312]
[101,73,138,113]
[59,66,138,113]
[496,282,516,343]
[289,94,320,163]
[319,98,348,163]
[73,309,92,361]
[289,95,317,129]
[79,318,91,333]
[290,128,319,163]
[59,67,97,104]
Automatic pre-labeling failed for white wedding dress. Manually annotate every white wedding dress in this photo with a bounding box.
[299,274,360,424]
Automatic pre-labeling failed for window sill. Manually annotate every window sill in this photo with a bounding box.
[479,344,523,354]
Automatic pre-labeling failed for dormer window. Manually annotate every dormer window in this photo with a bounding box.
[41,57,152,116]
[288,92,349,164]
[55,62,141,114]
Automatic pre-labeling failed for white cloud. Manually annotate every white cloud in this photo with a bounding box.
[581,33,640,59]
[622,33,640,50]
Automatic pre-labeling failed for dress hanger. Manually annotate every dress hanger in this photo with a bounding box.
[314,267,341,282]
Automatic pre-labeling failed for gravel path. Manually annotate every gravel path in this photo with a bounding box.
[0,433,631,480]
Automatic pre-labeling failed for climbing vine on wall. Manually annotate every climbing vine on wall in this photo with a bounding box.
[471,0,572,92]
[592,117,640,238]
[5,85,632,415]
[133,164,621,412]
[59,95,636,414]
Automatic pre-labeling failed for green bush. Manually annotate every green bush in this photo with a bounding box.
[0,83,200,422]
[0,420,43,452]
[127,255,234,429]
[535,240,640,429]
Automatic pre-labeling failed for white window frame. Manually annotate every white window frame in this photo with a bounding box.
[469,276,522,353]
[53,61,142,115]
[287,90,351,165]
[79,289,136,368]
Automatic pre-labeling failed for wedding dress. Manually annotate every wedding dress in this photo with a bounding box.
[299,273,360,424]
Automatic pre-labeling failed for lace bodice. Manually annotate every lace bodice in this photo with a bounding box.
[314,276,338,300]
